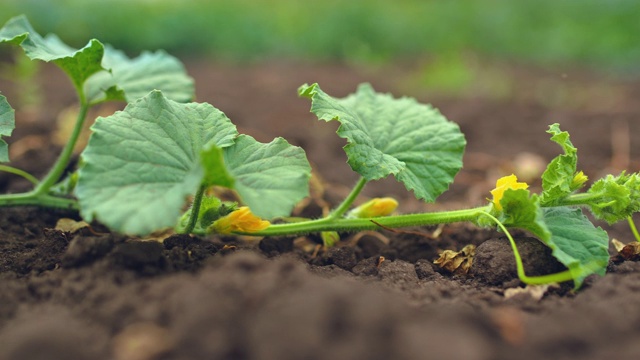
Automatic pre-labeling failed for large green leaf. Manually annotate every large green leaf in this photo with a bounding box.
[0,15,105,92]
[542,207,609,288]
[0,94,15,162]
[299,83,465,202]
[222,134,311,219]
[76,90,238,235]
[85,45,194,104]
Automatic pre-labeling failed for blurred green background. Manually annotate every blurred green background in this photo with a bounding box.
[1,0,639,72]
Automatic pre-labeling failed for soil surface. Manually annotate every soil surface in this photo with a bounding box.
[2,59,640,359]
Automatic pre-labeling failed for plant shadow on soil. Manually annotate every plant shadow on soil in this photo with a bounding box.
[1,60,640,359]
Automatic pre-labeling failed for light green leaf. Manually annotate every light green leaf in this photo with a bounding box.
[586,172,640,224]
[498,189,551,241]
[0,15,105,92]
[299,83,465,202]
[201,145,235,188]
[76,90,238,235]
[222,134,311,219]
[0,94,15,162]
[85,45,194,104]
[540,123,579,205]
[542,207,609,288]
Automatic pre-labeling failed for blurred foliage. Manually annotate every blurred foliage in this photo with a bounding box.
[0,0,639,71]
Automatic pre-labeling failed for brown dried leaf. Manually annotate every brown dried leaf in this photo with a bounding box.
[612,238,640,261]
[55,218,90,234]
[504,284,554,301]
[434,244,475,274]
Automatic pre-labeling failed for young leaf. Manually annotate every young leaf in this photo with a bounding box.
[85,45,194,104]
[585,172,640,224]
[221,134,311,219]
[0,94,15,162]
[541,207,609,288]
[0,15,105,93]
[497,189,551,242]
[76,90,238,235]
[299,83,465,202]
[540,123,579,205]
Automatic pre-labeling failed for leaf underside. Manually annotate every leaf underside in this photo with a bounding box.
[299,83,465,202]
[0,94,15,162]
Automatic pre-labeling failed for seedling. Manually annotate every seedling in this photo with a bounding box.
[2,16,639,289]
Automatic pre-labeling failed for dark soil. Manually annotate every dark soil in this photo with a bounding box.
[2,59,640,359]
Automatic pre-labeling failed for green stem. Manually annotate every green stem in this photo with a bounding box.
[231,206,488,237]
[628,216,640,243]
[479,211,575,285]
[0,191,78,210]
[556,192,603,207]
[0,164,39,185]
[33,100,89,196]
[181,184,206,234]
[328,176,367,220]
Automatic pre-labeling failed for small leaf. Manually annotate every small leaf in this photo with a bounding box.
[0,94,15,162]
[540,124,579,205]
[498,189,551,242]
[201,145,235,188]
[85,45,194,104]
[76,90,238,235]
[434,244,476,275]
[299,83,465,202]
[542,207,609,288]
[223,134,311,219]
[0,15,105,92]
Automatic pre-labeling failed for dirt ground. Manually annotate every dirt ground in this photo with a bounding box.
[1,59,640,359]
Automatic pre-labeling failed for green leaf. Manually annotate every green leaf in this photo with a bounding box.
[299,83,465,202]
[76,90,238,235]
[498,189,551,241]
[586,172,640,224]
[540,123,579,205]
[0,94,15,162]
[542,207,609,288]
[201,145,235,188]
[0,15,105,92]
[222,134,311,219]
[85,45,194,104]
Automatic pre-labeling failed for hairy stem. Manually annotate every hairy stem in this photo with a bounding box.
[233,206,488,237]
[327,177,367,220]
[180,184,206,234]
[628,216,640,243]
[33,100,89,195]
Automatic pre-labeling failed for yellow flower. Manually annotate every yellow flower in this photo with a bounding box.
[349,197,399,218]
[570,171,588,190]
[210,207,270,234]
[490,174,529,211]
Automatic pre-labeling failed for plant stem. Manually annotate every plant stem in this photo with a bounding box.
[556,192,602,207]
[628,216,640,243]
[327,176,367,220]
[236,206,488,237]
[33,100,89,195]
[181,184,206,234]
[0,164,39,185]
[0,191,78,209]
[479,211,575,285]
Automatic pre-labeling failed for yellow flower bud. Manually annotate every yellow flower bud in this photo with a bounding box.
[490,174,529,211]
[570,171,588,190]
[349,197,399,218]
[210,206,270,234]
